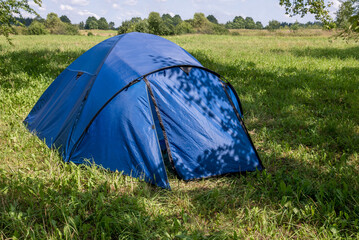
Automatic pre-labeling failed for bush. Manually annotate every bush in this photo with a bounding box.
[211,23,229,35]
[12,26,27,35]
[175,21,195,34]
[45,12,79,35]
[64,23,79,35]
[134,20,149,33]
[27,21,48,35]
[87,32,94,36]
[118,20,134,34]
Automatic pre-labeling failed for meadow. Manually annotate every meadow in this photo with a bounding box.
[0,32,358,239]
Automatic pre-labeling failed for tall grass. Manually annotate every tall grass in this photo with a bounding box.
[0,34,358,239]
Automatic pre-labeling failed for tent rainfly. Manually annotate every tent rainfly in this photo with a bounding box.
[24,32,264,189]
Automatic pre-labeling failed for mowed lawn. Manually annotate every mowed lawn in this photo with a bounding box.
[0,33,358,239]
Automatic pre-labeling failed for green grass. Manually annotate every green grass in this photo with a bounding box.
[0,34,358,239]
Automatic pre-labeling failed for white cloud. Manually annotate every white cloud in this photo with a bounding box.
[112,3,121,9]
[28,1,46,11]
[332,0,341,10]
[60,4,74,11]
[156,0,167,2]
[124,0,137,6]
[78,9,100,18]
[116,9,142,21]
[329,0,341,17]
[70,0,89,6]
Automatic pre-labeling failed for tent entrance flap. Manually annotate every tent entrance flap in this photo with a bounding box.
[146,67,263,181]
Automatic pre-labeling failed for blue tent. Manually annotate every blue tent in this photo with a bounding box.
[24,32,263,189]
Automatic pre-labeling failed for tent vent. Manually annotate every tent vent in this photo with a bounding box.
[180,67,192,75]
[76,72,83,79]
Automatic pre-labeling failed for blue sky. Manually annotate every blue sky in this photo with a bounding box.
[27,0,341,27]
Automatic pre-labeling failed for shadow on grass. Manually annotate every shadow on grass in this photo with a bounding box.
[0,48,85,90]
[289,46,359,60]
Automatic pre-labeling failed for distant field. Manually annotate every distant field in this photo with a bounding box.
[0,34,358,239]
[79,29,118,36]
[77,29,337,37]
[228,28,338,37]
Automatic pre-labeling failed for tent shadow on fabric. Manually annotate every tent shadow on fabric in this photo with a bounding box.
[147,64,259,180]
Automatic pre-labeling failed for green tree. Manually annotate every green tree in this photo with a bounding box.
[244,17,256,29]
[134,20,149,33]
[162,14,175,35]
[60,15,71,24]
[279,0,332,24]
[118,20,133,34]
[172,14,182,26]
[130,17,142,23]
[108,21,115,30]
[161,13,173,23]
[45,12,66,34]
[98,17,109,30]
[255,21,263,29]
[85,16,98,29]
[336,0,357,28]
[280,0,358,38]
[193,12,208,28]
[207,14,218,24]
[79,21,85,29]
[290,20,300,32]
[191,13,228,34]
[267,20,281,31]
[233,16,246,29]
[0,0,42,42]
[148,12,164,35]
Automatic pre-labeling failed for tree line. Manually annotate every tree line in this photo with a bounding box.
[14,12,324,36]
[2,0,358,42]
[10,1,358,37]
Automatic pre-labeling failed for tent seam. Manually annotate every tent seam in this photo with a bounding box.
[143,76,178,175]
[145,86,171,188]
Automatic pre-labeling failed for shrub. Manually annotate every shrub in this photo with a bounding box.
[175,21,195,34]
[64,23,79,35]
[87,32,94,36]
[211,23,229,35]
[12,26,27,35]
[27,21,48,35]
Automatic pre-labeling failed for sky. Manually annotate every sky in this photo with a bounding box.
[26,0,341,27]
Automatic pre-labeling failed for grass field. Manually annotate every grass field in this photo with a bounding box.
[0,33,358,239]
